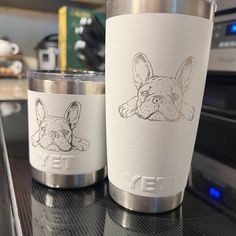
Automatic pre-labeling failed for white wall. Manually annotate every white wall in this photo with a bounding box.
[0,8,58,69]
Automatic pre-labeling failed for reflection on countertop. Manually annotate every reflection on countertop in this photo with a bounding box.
[31,180,108,236]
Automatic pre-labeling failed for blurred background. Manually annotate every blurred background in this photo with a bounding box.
[0,0,231,78]
[0,0,107,102]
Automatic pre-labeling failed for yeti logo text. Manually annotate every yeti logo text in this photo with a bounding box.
[41,153,78,170]
[32,99,89,152]
[119,53,195,122]
[128,175,175,193]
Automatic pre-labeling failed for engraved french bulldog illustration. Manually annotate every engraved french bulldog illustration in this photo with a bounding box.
[32,99,89,152]
[119,53,195,122]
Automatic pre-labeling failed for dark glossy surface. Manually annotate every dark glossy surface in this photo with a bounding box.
[1,101,236,235]
[203,72,236,118]
[0,124,14,236]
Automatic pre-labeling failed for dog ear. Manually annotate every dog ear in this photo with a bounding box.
[64,101,81,129]
[35,99,48,125]
[175,57,195,93]
[133,53,154,89]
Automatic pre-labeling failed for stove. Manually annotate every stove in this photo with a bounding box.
[1,100,236,236]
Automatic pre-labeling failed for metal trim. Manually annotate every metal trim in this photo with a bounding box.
[214,12,236,23]
[31,166,107,189]
[201,112,236,124]
[28,71,105,95]
[107,0,215,21]
[28,79,105,95]
[109,182,184,213]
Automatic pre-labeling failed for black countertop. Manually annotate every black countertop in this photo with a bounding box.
[1,100,236,236]
[0,122,14,235]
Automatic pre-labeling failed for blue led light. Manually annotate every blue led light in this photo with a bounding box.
[209,187,221,199]
[230,24,236,33]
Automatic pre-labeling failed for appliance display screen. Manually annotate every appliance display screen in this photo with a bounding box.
[226,23,236,35]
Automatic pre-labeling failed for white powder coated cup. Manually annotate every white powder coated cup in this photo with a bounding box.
[106,0,216,213]
[28,71,107,188]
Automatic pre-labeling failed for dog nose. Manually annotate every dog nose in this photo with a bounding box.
[49,131,60,139]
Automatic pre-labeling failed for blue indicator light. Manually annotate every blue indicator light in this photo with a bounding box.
[230,24,236,33]
[209,187,221,199]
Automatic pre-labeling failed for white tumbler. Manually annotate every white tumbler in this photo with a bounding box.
[28,71,106,188]
[106,0,216,213]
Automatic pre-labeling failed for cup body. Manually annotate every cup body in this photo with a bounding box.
[106,0,215,213]
[28,71,107,188]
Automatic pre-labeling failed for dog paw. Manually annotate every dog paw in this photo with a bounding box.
[78,139,89,151]
[187,108,195,121]
[31,132,40,147]
[31,137,38,147]
[182,105,195,121]
[148,112,166,121]
[119,103,136,118]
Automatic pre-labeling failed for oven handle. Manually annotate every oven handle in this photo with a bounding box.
[201,111,236,124]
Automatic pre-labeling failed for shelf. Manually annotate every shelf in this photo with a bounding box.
[0,0,105,13]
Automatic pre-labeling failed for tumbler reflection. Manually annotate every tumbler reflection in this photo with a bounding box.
[104,205,183,235]
[31,180,107,236]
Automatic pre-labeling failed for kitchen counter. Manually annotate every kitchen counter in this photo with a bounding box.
[1,100,236,236]
[0,79,27,101]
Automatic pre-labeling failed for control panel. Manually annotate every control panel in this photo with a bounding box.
[212,21,236,49]
[208,13,236,72]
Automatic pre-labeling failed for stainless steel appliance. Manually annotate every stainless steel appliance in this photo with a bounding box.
[35,34,59,70]
[191,6,236,213]
[209,10,236,72]
[189,69,236,214]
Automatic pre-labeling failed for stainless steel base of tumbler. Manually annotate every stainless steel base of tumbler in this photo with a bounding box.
[31,166,107,189]
[109,182,184,213]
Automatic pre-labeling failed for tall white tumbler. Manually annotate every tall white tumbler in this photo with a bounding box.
[106,0,217,213]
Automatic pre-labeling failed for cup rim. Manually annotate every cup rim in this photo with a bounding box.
[27,70,105,82]
[106,0,216,20]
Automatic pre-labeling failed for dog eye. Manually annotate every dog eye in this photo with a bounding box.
[63,129,69,135]
[153,96,163,104]
[152,97,159,104]
[141,91,149,97]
